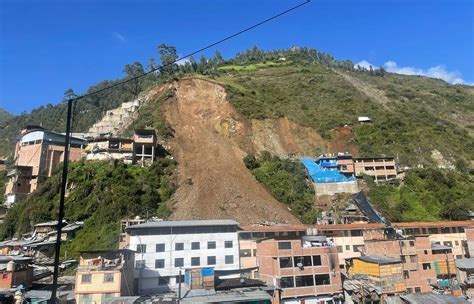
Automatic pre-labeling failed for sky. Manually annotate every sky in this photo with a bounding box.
[0,0,473,115]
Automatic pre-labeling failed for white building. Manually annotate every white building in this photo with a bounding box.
[127,220,240,295]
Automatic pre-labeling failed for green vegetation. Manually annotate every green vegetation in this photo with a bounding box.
[122,89,175,139]
[0,108,13,125]
[243,152,319,224]
[367,168,474,222]
[0,159,176,255]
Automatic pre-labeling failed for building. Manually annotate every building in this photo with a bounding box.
[119,217,146,249]
[126,220,240,295]
[353,157,397,182]
[238,225,307,279]
[0,256,33,289]
[74,249,135,304]
[256,235,343,303]
[85,137,134,163]
[4,126,87,206]
[346,255,406,295]
[133,129,157,167]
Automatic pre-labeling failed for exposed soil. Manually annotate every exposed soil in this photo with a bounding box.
[162,79,300,224]
[327,126,359,156]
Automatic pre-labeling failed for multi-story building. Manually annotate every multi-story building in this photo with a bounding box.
[393,221,473,259]
[353,157,397,181]
[119,217,146,249]
[257,235,343,303]
[74,249,135,304]
[364,235,457,293]
[238,225,307,279]
[4,126,87,206]
[126,220,240,295]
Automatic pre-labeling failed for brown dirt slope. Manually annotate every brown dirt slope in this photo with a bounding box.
[162,78,300,224]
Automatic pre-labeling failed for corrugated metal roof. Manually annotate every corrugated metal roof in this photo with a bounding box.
[127,220,240,229]
[400,293,470,304]
[456,258,474,270]
[356,255,401,265]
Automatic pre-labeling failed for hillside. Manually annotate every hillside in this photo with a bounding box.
[1,46,473,244]
[0,108,13,125]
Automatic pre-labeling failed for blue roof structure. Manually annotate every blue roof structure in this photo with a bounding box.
[301,159,356,183]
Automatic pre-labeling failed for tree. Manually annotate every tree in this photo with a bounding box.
[63,88,77,101]
[197,55,207,74]
[147,58,157,72]
[123,62,145,98]
[214,50,224,65]
[157,44,178,77]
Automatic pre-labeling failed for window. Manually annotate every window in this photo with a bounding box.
[345,245,350,251]
[101,293,114,302]
[353,245,364,252]
[225,241,233,248]
[156,244,165,252]
[239,232,251,240]
[155,259,165,269]
[351,230,363,237]
[207,256,216,265]
[314,274,330,285]
[456,255,463,259]
[455,241,459,246]
[414,287,421,293]
[422,263,431,270]
[401,256,406,263]
[240,249,252,257]
[295,275,314,287]
[264,232,275,238]
[278,242,292,250]
[135,260,145,269]
[293,256,312,267]
[175,243,184,251]
[337,246,343,253]
[280,276,294,288]
[312,255,322,266]
[279,257,293,268]
[191,242,200,250]
[225,255,234,264]
[158,277,170,285]
[404,270,410,279]
[175,275,185,284]
[252,232,264,239]
[428,228,439,234]
[81,274,92,283]
[207,241,216,249]
[175,258,184,267]
[443,241,453,247]
[79,294,92,304]
[409,255,417,263]
[409,240,415,247]
[424,250,428,255]
[441,227,450,233]
[406,288,413,293]
[191,257,200,266]
[253,249,257,256]
[137,244,146,253]
[104,273,114,282]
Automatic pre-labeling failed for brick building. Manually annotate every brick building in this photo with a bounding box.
[0,256,33,289]
[256,235,343,303]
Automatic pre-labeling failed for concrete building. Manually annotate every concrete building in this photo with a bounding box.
[126,220,240,295]
[4,126,87,206]
[0,256,33,289]
[85,137,134,163]
[256,235,343,303]
[119,217,146,249]
[74,249,135,304]
[133,129,157,167]
[353,157,397,182]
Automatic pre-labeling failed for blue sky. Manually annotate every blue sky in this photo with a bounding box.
[1,0,473,115]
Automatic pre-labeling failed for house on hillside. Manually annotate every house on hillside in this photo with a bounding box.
[4,126,87,207]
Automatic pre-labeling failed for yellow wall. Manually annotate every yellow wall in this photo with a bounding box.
[75,271,121,303]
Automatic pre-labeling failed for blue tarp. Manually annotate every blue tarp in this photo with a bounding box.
[301,159,356,183]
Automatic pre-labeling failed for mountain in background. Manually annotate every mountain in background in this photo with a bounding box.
[0,108,13,124]
[1,46,473,251]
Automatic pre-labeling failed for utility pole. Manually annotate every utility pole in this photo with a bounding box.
[50,97,75,303]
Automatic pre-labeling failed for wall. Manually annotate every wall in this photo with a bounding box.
[129,230,239,294]
[313,180,358,196]
[75,271,121,303]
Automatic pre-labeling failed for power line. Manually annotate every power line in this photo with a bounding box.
[72,0,310,103]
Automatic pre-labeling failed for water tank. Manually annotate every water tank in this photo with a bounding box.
[6,260,15,272]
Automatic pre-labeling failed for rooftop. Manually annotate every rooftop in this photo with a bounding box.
[400,293,469,304]
[392,221,474,229]
[239,224,307,232]
[127,220,240,230]
[455,258,474,270]
[355,255,401,265]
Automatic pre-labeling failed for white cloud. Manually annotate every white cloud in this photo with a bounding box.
[382,61,471,85]
[355,60,378,70]
[176,57,190,66]
[113,32,126,43]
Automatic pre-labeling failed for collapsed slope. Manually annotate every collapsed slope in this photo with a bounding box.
[162,78,300,224]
